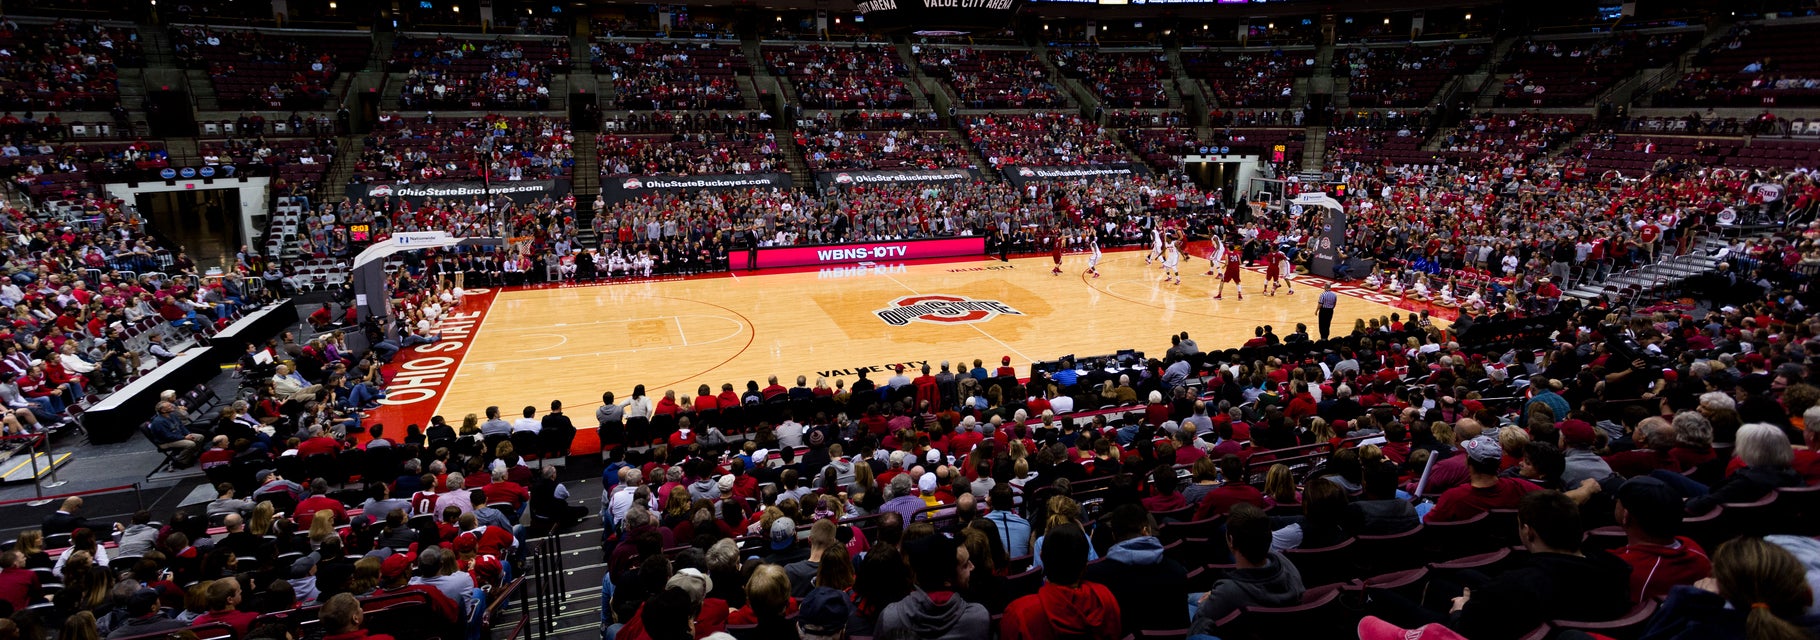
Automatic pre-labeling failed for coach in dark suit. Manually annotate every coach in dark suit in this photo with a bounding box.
[41,497,90,537]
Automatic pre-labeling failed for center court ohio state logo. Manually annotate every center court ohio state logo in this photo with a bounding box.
[875,294,1023,327]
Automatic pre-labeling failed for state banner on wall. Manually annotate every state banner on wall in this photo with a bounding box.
[345,179,569,205]
[814,168,982,190]
[599,173,794,202]
[1000,163,1149,186]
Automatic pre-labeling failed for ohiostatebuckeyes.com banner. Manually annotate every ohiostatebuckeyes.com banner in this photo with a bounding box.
[815,168,982,190]
[1000,163,1149,186]
[599,173,794,202]
[346,179,570,205]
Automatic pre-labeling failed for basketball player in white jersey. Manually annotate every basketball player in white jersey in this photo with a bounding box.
[1161,240,1182,285]
[1204,237,1226,276]
[1085,228,1103,278]
[1146,225,1164,265]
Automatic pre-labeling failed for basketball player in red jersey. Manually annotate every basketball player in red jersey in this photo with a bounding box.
[1264,247,1293,296]
[1214,249,1244,300]
[1051,233,1065,276]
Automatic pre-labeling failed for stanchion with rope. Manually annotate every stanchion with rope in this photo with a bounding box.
[20,433,66,506]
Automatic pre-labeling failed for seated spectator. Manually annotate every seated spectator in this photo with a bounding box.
[1687,423,1802,515]
[374,552,460,623]
[317,592,396,640]
[107,589,187,638]
[878,534,990,639]
[0,551,41,613]
[1083,505,1188,634]
[1141,467,1187,512]
[1377,491,1631,640]
[1605,416,1682,477]
[1000,523,1121,639]
[1641,536,1820,639]
[1426,435,1542,523]
[797,586,855,640]
[293,479,350,527]
[1188,503,1304,637]
[1346,464,1419,535]
[1191,454,1266,520]
[190,578,258,636]
[1610,477,1711,602]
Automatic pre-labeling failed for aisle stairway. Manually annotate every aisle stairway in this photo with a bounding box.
[1563,228,1773,306]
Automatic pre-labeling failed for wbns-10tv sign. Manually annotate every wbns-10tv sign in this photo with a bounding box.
[854,0,1021,35]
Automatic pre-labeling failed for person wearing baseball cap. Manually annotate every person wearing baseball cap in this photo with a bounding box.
[1424,435,1543,523]
[373,549,461,624]
[762,516,807,566]
[1611,476,1713,601]
[797,586,854,640]
[1556,419,1619,489]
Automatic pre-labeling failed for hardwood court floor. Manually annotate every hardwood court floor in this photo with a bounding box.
[431,250,1433,420]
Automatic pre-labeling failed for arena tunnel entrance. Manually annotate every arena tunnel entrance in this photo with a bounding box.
[1181,154,1260,209]
[136,188,243,271]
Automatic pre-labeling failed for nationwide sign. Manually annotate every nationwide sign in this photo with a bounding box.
[599,172,793,202]
[346,179,569,205]
[1001,163,1149,186]
[815,168,981,189]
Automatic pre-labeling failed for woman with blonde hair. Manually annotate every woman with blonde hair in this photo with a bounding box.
[347,556,383,596]
[13,531,50,569]
[308,510,338,549]
[1644,536,1820,640]
[248,501,276,536]
[660,485,692,528]
[1430,420,1458,449]
[459,413,480,438]
[1262,464,1300,507]
[1031,495,1097,569]
[56,611,99,640]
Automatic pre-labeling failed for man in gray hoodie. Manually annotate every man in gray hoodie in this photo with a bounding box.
[111,511,161,559]
[876,534,990,640]
[1188,503,1305,637]
[1085,505,1189,635]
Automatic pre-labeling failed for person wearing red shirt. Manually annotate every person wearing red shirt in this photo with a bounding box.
[1000,524,1121,640]
[1426,436,1543,523]
[293,479,349,527]
[949,419,985,456]
[373,554,460,623]
[692,384,719,415]
[459,513,517,557]
[1610,477,1711,602]
[296,433,341,459]
[190,579,259,636]
[760,376,788,401]
[0,552,40,613]
[995,356,1017,378]
[1192,455,1266,520]
[482,472,531,511]
[1604,417,1682,478]
[410,475,440,515]
[1141,470,1188,513]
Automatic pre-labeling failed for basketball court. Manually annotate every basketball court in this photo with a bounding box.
[369,248,1449,448]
